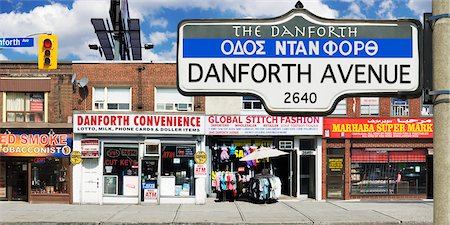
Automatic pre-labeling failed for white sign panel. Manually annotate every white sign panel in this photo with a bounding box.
[123,176,139,196]
[194,164,207,178]
[74,114,204,134]
[177,9,421,115]
[206,116,322,135]
[81,139,100,158]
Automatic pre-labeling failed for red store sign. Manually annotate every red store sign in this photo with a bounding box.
[73,114,204,135]
[323,118,433,138]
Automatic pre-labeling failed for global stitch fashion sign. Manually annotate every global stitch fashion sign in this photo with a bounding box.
[206,116,322,135]
[74,114,204,134]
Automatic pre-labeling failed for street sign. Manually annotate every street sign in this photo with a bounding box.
[177,9,422,115]
[0,38,34,47]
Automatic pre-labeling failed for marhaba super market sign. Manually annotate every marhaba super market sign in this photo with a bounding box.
[177,9,421,115]
[323,118,433,138]
[0,134,72,157]
[74,114,204,134]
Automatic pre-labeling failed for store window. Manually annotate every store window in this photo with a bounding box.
[242,96,263,110]
[103,145,139,196]
[155,87,193,112]
[93,87,131,111]
[279,141,293,150]
[331,99,346,116]
[351,149,427,195]
[161,144,195,196]
[360,97,379,116]
[6,92,45,122]
[300,139,316,150]
[31,157,69,195]
[391,98,409,117]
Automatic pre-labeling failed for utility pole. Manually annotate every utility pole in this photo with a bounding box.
[432,0,450,224]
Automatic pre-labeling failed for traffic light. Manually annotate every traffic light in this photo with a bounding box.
[38,35,58,69]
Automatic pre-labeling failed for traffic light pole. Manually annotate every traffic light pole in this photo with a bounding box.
[432,0,450,224]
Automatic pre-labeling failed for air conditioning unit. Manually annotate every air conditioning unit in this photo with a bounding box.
[176,103,189,111]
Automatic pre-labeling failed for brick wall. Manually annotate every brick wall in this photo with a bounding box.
[72,62,205,112]
[0,62,73,123]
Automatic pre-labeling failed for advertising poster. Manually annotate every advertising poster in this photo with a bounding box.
[123,176,139,196]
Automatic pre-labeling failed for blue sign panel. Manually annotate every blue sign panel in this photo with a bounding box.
[0,38,34,47]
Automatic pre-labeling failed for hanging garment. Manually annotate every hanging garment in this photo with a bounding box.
[220,146,229,161]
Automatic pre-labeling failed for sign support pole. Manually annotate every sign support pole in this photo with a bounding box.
[432,0,450,224]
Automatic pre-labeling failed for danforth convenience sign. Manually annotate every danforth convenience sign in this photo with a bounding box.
[74,114,204,134]
[177,9,421,115]
[323,118,433,138]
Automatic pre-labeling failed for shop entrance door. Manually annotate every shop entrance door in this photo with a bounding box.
[6,158,28,201]
[141,157,159,203]
[327,152,344,199]
[272,151,293,196]
[300,155,316,199]
[82,158,100,204]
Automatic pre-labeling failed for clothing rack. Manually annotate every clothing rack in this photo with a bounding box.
[248,174,282,204]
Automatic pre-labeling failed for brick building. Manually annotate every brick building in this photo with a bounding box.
[71,62,207,204]
[322,97,433,200]
[0,61,74,203]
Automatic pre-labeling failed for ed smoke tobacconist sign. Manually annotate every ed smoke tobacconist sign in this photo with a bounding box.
[177,9,421,115]
[323,118,433,138]
[74,114,204,135]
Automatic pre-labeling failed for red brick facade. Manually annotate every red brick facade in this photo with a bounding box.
[72,62,204,112]
[0,62,73,125]
[322,97,433,200]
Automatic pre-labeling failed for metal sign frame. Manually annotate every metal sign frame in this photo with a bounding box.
[177,8,423,116]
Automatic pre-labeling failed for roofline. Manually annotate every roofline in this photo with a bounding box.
[72,60,176,64]
[0,60,176,64]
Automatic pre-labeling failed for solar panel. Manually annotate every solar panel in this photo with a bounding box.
[128,19,142,60]
[91,18,115,60]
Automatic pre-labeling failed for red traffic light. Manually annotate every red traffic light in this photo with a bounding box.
[43,39,52,48]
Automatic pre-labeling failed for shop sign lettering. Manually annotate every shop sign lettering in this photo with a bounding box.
[176,146,194,157]
[74,114,204,134]
[106,149,120,158]
[177,10,421,115]
[0,133,73,157]
[328,158,343,172]
[104,159,138,167]
[121,149,137,156]
[194,164,207,177]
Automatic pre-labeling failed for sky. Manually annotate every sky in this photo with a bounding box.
[0,0,432,62]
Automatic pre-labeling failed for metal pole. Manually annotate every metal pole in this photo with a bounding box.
[433,0,450,224]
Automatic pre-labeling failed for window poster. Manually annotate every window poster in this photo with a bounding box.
[29,93,44,112]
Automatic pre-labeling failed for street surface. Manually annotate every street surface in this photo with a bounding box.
[0,198,432,225]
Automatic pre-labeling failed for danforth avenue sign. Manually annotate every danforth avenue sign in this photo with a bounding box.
[177,9,421,115]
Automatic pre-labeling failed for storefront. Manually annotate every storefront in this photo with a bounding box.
[323,118,433,200]
[72,113,206,204]
[205,115,323,200]
[0,132,73,203]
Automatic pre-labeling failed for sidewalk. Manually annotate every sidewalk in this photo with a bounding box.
[0,198,433,225]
